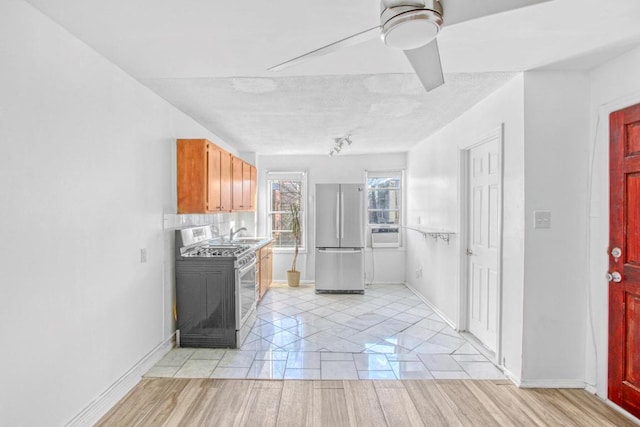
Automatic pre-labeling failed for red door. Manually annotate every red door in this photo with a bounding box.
[609,103,640,418]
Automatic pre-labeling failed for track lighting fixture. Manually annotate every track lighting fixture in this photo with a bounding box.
[329,135,353,156]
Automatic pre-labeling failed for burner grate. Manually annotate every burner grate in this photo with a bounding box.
[183,245,251,258]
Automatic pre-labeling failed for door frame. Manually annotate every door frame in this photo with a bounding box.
[606,98,640,417]
[589,90,640,400]
[458,125,505,365]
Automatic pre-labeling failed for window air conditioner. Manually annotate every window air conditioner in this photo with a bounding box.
[371,227,400,248]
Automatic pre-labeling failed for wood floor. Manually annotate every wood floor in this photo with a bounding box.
[97,378,636,426]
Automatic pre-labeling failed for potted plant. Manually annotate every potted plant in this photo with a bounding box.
[287,202,302,287]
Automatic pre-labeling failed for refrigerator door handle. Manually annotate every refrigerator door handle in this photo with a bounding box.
[341,192,345,238]
[318,248,362,254]
[336,192,340,239]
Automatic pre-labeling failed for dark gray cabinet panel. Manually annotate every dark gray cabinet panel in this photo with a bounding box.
[176,260,236,347]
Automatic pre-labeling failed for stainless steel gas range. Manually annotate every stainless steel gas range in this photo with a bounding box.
[174,226,257,348]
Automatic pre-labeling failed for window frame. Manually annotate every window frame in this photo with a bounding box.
[266,170,307,253]
[366,170,403,228]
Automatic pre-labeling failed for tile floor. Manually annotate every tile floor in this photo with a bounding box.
[145,283,505,381]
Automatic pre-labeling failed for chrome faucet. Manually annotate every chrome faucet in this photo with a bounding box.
[229,226,247,241]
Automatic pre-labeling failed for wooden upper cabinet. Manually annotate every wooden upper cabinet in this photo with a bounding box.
[208,144,233,212]
[232,159,257,211]
[219,150,232,212]
[242,162,251,208]
[177,139,254,213]
[177,139,209,213]
[232,156,245,210]
[250,165,257,210]
[207,144,221,211]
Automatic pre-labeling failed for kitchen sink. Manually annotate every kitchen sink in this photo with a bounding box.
[231,237,270,245]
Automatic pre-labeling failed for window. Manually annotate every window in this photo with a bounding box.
[367,171,402,225]
[267,171,306,250]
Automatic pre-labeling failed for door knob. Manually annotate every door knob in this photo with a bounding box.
[608,271,622,282]
[466,248,474,256]
[611,247,622,259]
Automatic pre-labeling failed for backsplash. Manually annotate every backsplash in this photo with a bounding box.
[164,211,256,239]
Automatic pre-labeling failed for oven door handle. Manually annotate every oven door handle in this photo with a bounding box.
[238,258,257,276]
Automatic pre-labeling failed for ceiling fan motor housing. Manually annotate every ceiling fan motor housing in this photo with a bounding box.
[380,0,443,50]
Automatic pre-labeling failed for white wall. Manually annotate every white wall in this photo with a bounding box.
[0,0,240,424]
[406,67,626,390]
[587,45,640,398]
[256,154,407,284]
[521,72,590,386]
[405,75,527,380]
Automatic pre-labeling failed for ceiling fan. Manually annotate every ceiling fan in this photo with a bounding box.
[268,0,550,92]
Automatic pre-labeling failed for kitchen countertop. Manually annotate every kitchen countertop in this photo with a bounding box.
[232,237,274,251]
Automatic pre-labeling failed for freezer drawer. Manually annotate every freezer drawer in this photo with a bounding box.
[315,248,364,293]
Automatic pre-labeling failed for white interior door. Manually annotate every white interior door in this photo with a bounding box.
[466,137,500,353]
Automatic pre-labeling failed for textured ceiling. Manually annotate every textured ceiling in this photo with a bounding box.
[143,73,516,154]
[23,0,640,154]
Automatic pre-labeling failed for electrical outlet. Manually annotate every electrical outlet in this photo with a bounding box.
[140,248,147,263]
[533,210,551,229]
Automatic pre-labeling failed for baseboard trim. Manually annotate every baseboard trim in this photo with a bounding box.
[270,280,315,285]
[502,367,522,387]
[66,332,175,427]
[366,281,406,286]
[404,282,457,330]
[518,379,586,389]
[504,373,585,391]
[603,398,640,425]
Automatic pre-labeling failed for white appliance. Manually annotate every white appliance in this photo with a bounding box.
[315,183,365,293]
[371,227,400,248]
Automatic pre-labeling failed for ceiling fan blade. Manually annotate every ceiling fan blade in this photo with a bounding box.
[404,39,444,92]
[268,26,380,71]
[441,0,551,27]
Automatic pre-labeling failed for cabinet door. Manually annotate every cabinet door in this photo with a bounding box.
[267,244,273,289]
[256,248,263,300]
[219,151,232,212]
[177,139,208,213]
[176,265,236,347]
[249,165,257,210]
[206,143,221,212]
[232,156,244,210]
[260,243,273,298]
[259,254,266,299]
[242,162,252,209]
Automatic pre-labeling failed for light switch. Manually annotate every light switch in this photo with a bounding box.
[534,211,551,229]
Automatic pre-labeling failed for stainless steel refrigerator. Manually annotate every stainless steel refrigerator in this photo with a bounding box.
[315,183,365,293]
